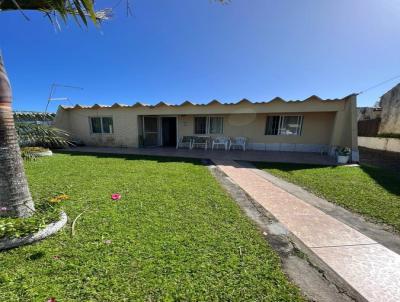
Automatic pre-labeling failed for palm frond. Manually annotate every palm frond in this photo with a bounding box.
[20,148,40,161]
[0,0,111,25]
[16,123,72,148]
[14,111,55,122]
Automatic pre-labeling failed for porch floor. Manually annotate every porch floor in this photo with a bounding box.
[61,146,337,165]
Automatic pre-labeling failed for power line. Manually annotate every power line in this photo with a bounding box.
[358,74,400,95]
[112,0,124,9]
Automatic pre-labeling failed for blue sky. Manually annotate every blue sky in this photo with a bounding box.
[1,0,400,112]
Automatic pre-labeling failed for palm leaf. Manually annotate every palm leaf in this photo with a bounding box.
[0,0,112,25]
[20,148,40,161]
[16,123,72,148]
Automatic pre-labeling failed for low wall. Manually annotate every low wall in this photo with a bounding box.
[358,137,400,153]
[247,143,329,153]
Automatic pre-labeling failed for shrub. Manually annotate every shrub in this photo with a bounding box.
[336,146,351,156]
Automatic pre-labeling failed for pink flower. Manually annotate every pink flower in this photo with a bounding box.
[111,193,121,200]
[0,207,7,211]
[47,298,56,302]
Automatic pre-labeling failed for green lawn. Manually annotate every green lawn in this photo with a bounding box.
[256,162,400,232]
[0,153,303,302]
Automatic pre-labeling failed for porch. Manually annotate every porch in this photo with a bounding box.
[137,112,337,154]
[61,146,337,165]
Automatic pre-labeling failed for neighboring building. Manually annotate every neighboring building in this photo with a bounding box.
[357,83,400,136]
[54,94,359,161]
[357,107,382,137]
[357,106,382,121]
[379,83,400,135]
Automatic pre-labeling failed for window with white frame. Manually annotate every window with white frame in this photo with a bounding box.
[265,115,303,136]
[194,116,224,135]
[90,117,114,134]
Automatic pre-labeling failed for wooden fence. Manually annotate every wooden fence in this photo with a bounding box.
[358,118,381,137]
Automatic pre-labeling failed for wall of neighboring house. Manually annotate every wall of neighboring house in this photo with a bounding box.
[357,107,382,121]
[357,83,400,136]
[379,83,400,135]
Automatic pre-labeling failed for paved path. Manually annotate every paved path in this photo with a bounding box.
[213,159,400,302]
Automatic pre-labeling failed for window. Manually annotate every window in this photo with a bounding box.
[144,116,158,133]
[194,117,207,134]
[265,116,280,135]
[90,117,113,134]
[194,116,224,135]
[209,117,223,134]
[102,117,114,133]
[265,115,303,136]
[280,116,303,135]
[90,117,102,134]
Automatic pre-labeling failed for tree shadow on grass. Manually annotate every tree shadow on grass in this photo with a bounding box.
[54,150,205,166]
[26,251,45,261]
[359,164,400,197]
[254,161,331,172]
[255,161,400,197]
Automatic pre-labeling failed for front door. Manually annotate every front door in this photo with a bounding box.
[162,117,177,147]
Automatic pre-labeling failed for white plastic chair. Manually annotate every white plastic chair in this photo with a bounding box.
[229,137,247,151]
[191,136,209,150]
[212,136,230,151]
[176,136,193,149]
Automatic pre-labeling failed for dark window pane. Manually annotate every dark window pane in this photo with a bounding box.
[143,117,158,146]
[209,117,223,134]
[265,116,280,135]
[90,117,102,133]
[144,133,158,146]
[144,117,158,133]
[102,117,113,133]
[194,117,207,134]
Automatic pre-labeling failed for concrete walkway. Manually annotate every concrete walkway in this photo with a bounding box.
[213,159,400,302]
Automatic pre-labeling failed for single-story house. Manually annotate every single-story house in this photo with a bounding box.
[54,94,359,161]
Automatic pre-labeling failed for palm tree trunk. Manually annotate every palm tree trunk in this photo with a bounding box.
[0,54,35,218]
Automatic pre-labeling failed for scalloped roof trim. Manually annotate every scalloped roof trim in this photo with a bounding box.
[58,94,353,110]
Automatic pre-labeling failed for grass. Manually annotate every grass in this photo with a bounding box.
[0,153,303,302]
[0,202,60,240]
[255,162,400,232]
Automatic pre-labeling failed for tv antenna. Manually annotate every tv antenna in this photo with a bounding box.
[45,83,84,113]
